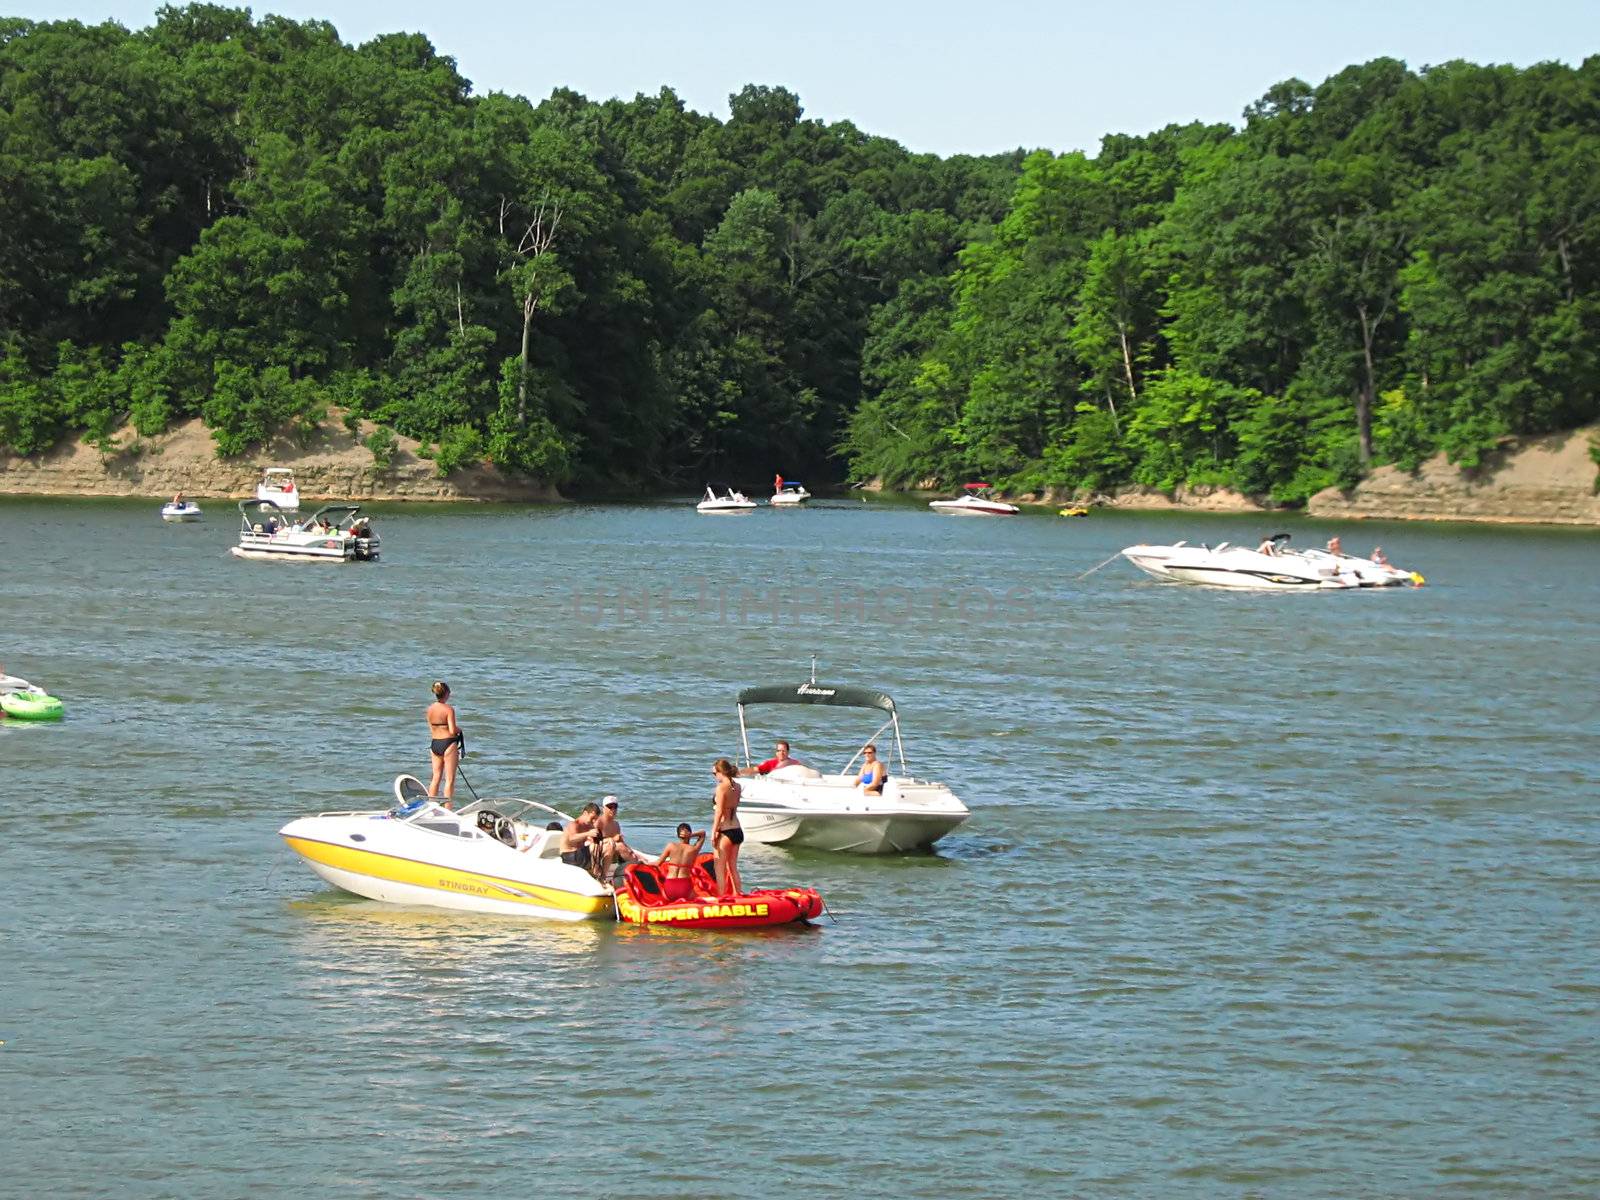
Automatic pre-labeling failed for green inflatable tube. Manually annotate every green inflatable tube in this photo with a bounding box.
[1,690,65,720]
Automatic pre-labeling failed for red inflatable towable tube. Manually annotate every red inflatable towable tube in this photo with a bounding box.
[616,855,823,929]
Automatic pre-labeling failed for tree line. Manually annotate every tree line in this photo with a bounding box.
[2,9,1596,499]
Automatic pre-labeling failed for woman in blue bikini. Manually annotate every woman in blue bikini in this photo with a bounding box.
[859,743,886,794]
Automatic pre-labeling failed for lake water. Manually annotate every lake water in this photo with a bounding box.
[2,496,1597,1197]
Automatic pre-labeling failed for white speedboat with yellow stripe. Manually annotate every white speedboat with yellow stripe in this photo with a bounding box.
[279,776,614,921]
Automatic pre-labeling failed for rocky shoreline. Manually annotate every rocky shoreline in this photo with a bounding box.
[1012,425,1598,526]
[0,416,559,503]
[4,420,1597,525]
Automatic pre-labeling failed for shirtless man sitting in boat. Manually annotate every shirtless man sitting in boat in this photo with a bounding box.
[657,823,707,901]
[560,803,615,881]
[596,796,646,866]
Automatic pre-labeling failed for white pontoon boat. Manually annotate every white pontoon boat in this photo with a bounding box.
[697,485,757,513]
[256,467,300,512]
[732,678,971,853]
[229,500,380,562]
[929,483,1019,516]
[770,481,811,506]
[279,775,615,920]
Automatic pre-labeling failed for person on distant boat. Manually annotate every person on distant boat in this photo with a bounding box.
[711,758,744,897]
[561,803,613,880]
[172,492,185,507]
[596,796,646,865]
[1327,535,1343,555]
[1256,536,1278,556]
[774,473,784,493]
[658,822,707,901]
[741,740,803,777]
[858,743,887,795]
[425,680,464,804]
[1371,546,1390,566]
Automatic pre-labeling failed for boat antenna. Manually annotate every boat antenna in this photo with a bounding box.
[809,655,818,684]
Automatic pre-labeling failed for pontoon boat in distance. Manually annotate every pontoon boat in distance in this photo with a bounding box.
[733,680,970,853]
[229,500,380,562]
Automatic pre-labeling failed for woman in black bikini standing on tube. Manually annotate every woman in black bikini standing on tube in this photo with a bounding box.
[711,757,743,897]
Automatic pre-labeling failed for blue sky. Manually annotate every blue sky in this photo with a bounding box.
[15,0,1600,156]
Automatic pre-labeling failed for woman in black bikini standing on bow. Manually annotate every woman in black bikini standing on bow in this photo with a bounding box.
[426,681,464,804]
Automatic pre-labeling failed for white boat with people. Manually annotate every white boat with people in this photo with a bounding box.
[770,479,811,505]
[697,485,757,513]
[929,482,1020,516]
[229,500,380,562]
[1121,534,1421,589]
[160,497,203,522]
[279,775,615,921]
[255,466,300,512]
[731,676,971,853]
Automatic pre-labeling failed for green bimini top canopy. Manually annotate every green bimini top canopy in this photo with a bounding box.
[736,682,896,713]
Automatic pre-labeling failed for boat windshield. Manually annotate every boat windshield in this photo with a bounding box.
[454,796,573,825]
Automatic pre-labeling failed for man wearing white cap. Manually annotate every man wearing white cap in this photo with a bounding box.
[596,796,646,866]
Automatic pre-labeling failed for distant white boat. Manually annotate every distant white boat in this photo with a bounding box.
[256,467,300,512]
[929,483,1019,516]
[770,481,811,506]
[160,500,203,522]
[697,485,757,513]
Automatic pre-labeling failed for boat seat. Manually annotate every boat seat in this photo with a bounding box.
[625,863,669,906]
[767,764,822,780]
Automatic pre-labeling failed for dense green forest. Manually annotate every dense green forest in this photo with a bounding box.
[2,8,1597,498]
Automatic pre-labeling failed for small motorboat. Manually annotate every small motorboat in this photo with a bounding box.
[279,775,616,921]
[697,485,757,513]
[616,855,824,929]
[229,501,380,562]
[160,500,203,522]
[256,466,300,512]
[1058,506,1089,518]
[1,676,64,721]
[729,673,971,853]
[770,480,811,506]
[929,483,1019,516]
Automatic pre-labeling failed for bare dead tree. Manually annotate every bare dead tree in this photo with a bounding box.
[500,195,564,422]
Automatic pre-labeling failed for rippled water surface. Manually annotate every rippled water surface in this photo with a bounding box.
[3,496,1598,1197]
